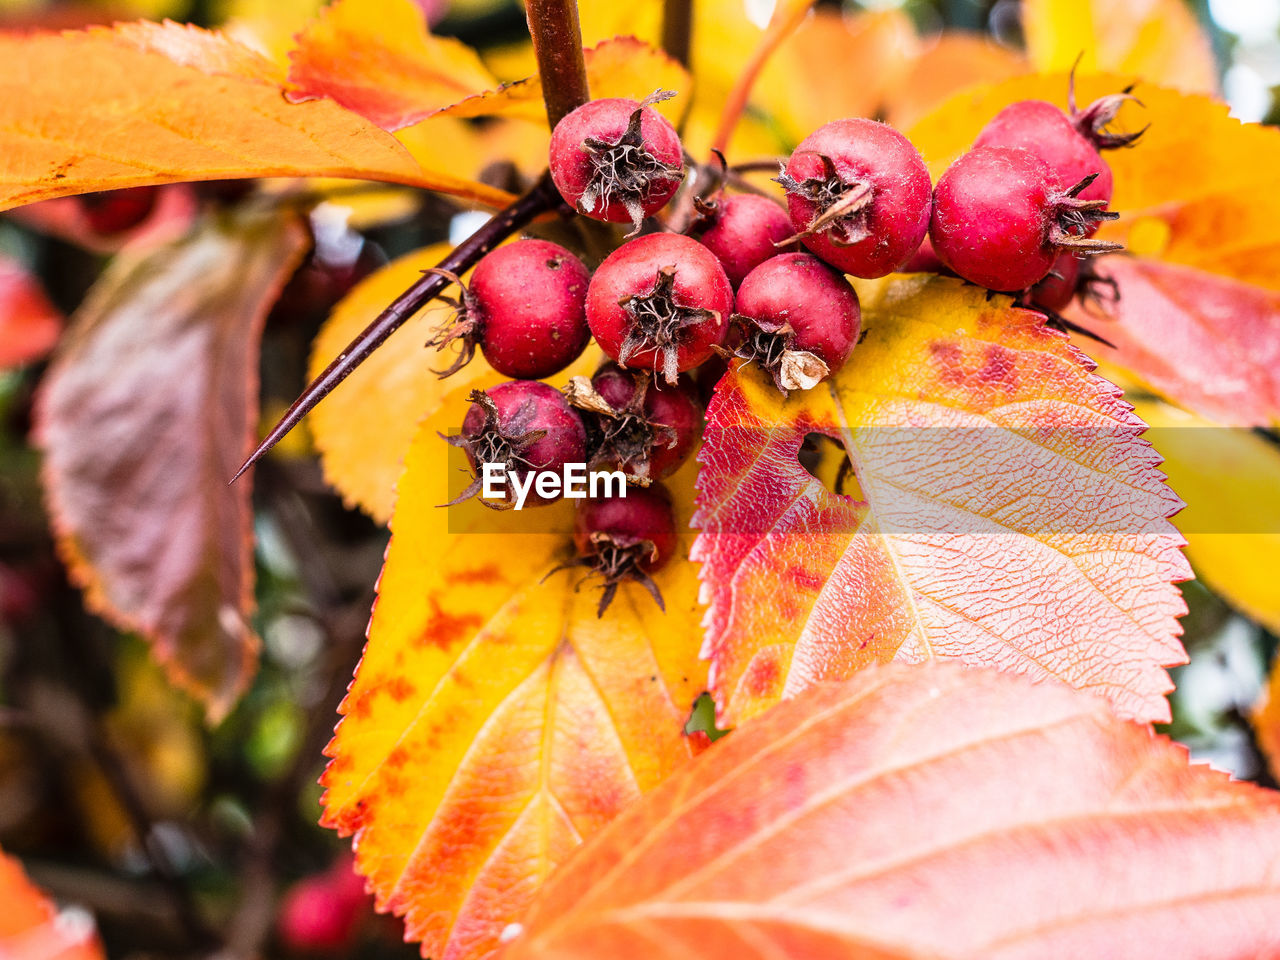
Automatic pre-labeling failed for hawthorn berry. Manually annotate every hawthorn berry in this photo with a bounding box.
[694,193,796,287]
[565,362,702,479]
[929,146,1121,292]
[427,239,591,379]
[974,99,1115,206]
[570,483,677,616]
[731,252,861,393]
[549,93,684,234]
[1029,253,1081,312]
[444,381,586,509]
[80,186,158,235]
[277,858,369,954]
[586,232,733,384]
[776,118,932,278]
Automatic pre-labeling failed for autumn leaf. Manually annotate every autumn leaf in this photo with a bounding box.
[287,0,496,131]
[307,244,602,523]
[505,662,1280,960]
[1254,657,1280,782]
[320,379,707,960]
[1069,259,1280,427]
[0,849,105,960]
[35,207,308,721]
[1135,399,1280,634]
[883,32,1028,130]
[0,20,512,212]
[1022,0,1218,94]
[692,275,1188,728]
[0,253,63,369]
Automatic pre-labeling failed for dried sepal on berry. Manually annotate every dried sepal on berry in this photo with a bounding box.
[423,268,481,378]
[564,370,679,479]
[728,317,830,395]
[775,154,875,248]
[617,266,716,384]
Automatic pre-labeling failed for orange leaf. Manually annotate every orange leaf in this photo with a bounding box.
[1254,655,1280,781]
[307,245,602,522]
[692,275,1188,728]
[35,207,309,721]
[0,20,512,212]
[320,380,707,960]
[1022,0,1218,95]
[506,662,1280,960]
[0,253,62,369]
[1068,258,1280,427]
[884,32,1029,130]
[287,0,496,131]
[0,849,105,960]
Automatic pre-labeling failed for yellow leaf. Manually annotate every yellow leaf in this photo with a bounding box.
[0,21,512,212]
[215,0,324,64]
[1022,0,1217,94]
[308,245,602,522]
[1136,400,1280,635]
[288,0,497,131]
[320,381,707,960]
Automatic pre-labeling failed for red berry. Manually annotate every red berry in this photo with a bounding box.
[586,233,733,384]
[731,252,861,393]
[694,194,795,287]
[974,99,1113,206]
[571,483,677,615]
[900,236,952,275]
[777,118,932,278]
[549,95,684,234]
[427,239,591,379]
[277,860,368,954]
[1029,252,1081,312]
[80,186,158,235]
[567,363,702,479]
[929,146,1122,292]
[445,381,586,509]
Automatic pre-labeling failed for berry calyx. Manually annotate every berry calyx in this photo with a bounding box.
[692,193,796,287]
[776,118,933,278]
[564,363,702,479]
[549,92,685,235]
[1068,75,1147,151]
[730,252,862,393]
[929,146,1122,292]
[443,381,586,509]
[426,239,591,379]
[568,484,677,616]
[587,233,733,384]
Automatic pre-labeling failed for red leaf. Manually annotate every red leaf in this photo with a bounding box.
[0,253,62,369]
[1071,256,1280,427]
[35,208,309,720]
[506,663,1280,960]
[693,276,1188,728]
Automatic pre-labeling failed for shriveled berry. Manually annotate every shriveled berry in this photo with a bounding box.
[929,146,1122,292]
[1029,253,1081,312]
[731,253,861,393]
[974,99,1114,205]
[427,239,591,379]
[587,232,733,384]
[694,193,796,287]
[549,93,684,235]
[444,381,585,509]
[80,186,158,235]
[565,363,702,479]
[776,118,932,278]
[569,484,677,616]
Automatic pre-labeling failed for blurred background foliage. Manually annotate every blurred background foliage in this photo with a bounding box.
[0,0,1277,957]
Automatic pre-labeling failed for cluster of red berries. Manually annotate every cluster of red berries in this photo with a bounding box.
[438,86,1138,613]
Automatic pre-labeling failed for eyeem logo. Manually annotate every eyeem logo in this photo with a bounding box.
[482,463,628,510]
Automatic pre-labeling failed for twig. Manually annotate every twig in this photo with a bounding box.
[662,0,693,68]
[709,0,815,157]
[231,176,562,484]
[525,0,591,129]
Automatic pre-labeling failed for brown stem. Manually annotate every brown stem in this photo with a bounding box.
[526,0,591,130]
[710,0,815,157]
[231,176,562,484]
[662,0,693,68]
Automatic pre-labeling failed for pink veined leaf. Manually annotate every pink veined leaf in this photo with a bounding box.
[692,275,1189,729]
